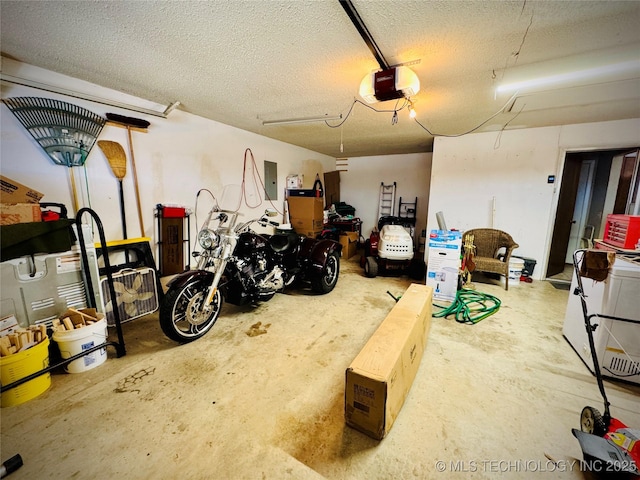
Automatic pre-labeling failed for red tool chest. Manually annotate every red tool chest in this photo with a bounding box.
[603,214,640,249]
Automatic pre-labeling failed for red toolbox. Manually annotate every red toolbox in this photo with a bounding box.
[159,205,186,218]
[603,214,640,249]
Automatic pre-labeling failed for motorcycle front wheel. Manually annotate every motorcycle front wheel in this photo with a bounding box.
[311,251,340,294]
[159,278,223,343]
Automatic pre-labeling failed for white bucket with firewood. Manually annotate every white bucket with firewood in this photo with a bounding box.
[52,309,108,373]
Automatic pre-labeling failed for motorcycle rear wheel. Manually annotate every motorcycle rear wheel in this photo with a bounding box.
[311,251,340,293]
[159,278,223,343]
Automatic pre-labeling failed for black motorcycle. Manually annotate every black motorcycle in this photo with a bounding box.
[159,199,341,343]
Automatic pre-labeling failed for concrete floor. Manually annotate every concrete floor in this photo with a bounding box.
[2,253,639,479]
[547,264,575,284]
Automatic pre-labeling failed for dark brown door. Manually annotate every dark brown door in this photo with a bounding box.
[546,156,581,277]
[613,150,639,214]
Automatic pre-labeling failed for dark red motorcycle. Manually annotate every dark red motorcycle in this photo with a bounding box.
[159,196,341,343]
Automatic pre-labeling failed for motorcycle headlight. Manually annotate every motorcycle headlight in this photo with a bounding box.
[198,229,219,249]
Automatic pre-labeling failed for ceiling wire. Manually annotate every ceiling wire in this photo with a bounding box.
[325,93,518,139]
[494,100,526,149]
[324,98,410,128]
[497,1,535,86]
[413,92,519,138]
[512,11,534,64]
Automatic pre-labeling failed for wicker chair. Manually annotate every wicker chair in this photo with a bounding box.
[464,228,519,290]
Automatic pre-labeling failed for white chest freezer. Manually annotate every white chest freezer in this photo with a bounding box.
[563,254,640,385]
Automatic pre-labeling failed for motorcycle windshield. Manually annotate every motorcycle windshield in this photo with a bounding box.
[219,184,242,212]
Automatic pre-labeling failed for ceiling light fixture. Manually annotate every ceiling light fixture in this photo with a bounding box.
[408,102,416,119]
[262,114,342,126]
[496,59,640,94]
[0,72,176,118]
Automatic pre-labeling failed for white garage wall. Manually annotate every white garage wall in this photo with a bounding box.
[1,62,335,268]
[428,118,640,279]
[3,60,638,281]
[337,153,433,242]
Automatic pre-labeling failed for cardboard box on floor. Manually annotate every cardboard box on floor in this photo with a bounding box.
[0,175,44,204]
[339,231,358,259]
[345,283,433,440]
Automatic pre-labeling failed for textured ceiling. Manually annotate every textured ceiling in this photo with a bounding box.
[1,0,639,157]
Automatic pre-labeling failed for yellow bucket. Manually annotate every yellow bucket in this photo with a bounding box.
[1,337,51,408]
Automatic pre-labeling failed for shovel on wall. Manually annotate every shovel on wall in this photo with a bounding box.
[98,140,128,239]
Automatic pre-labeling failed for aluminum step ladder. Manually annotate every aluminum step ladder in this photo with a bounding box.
[377,182,397,220]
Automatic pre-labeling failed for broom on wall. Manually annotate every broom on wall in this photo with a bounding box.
[97,140,128,239]
[105,113,150,236]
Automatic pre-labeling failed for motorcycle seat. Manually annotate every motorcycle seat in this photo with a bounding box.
[269,231,300,253]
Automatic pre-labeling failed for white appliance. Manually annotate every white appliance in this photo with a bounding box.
[426,230,462,302]
[563,254,640,385]
[0,224,102,328]
[99,267,158,327]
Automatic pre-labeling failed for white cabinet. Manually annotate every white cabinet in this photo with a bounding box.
[563,255,640,385]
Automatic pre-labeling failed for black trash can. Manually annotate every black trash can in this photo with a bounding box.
[514,256,536,276]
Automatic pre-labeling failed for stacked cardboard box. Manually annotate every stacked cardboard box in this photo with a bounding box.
[0,175,44,225]
[287,196,324,237]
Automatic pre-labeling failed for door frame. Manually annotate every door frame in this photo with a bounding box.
[544,147,639,279]
[565,159,595,263]
[546,154,581,278]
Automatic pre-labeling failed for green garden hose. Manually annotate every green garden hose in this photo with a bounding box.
[432,289,501,324]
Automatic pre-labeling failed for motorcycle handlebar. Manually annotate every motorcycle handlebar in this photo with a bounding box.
[256,219,279,227]
[236,216,279,232]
